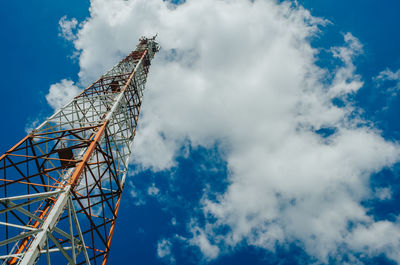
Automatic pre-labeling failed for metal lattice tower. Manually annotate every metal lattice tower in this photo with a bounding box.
[0,36,160,265]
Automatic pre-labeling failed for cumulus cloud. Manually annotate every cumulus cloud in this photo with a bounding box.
[46,79,81,109]
[157,238,175,264]
[375,187,392,201]
[128,181,146,206]
[347,220,400,262]
[375,68,400,96]
[25,118,40,134]
[147,183,160,196]
[371,67,400,111]
[58,16,79,41]
[189,226,220,260]
[376,68,400,84]
[57,0,400,263]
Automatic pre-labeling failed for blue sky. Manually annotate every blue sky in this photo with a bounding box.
[1,0,400,264]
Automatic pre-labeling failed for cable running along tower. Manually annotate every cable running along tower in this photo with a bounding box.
[0,36,160,265]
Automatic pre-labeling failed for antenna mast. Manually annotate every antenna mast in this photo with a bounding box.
[0,36,160,265]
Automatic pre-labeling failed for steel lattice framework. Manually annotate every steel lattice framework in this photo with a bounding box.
[0,36,160,265]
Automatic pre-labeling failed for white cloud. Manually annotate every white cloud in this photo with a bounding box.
[46,79,80,109]
[128,181,146,206]
[147,184,160,196]
[376,68,400,84]
[57,0,400,263]
[157,238,172,258]
[375,68,400,95]
[375,187,392,201]
[189,226,220,260]
[347,221,400,262]
[59,16,79,41]
[157,238,175,264]
[329,33,363,98]
[25,118,40,134]
[372,67,400,110]
[171,217,177,226]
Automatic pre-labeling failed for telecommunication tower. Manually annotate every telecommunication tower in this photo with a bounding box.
[0,36,160,265]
